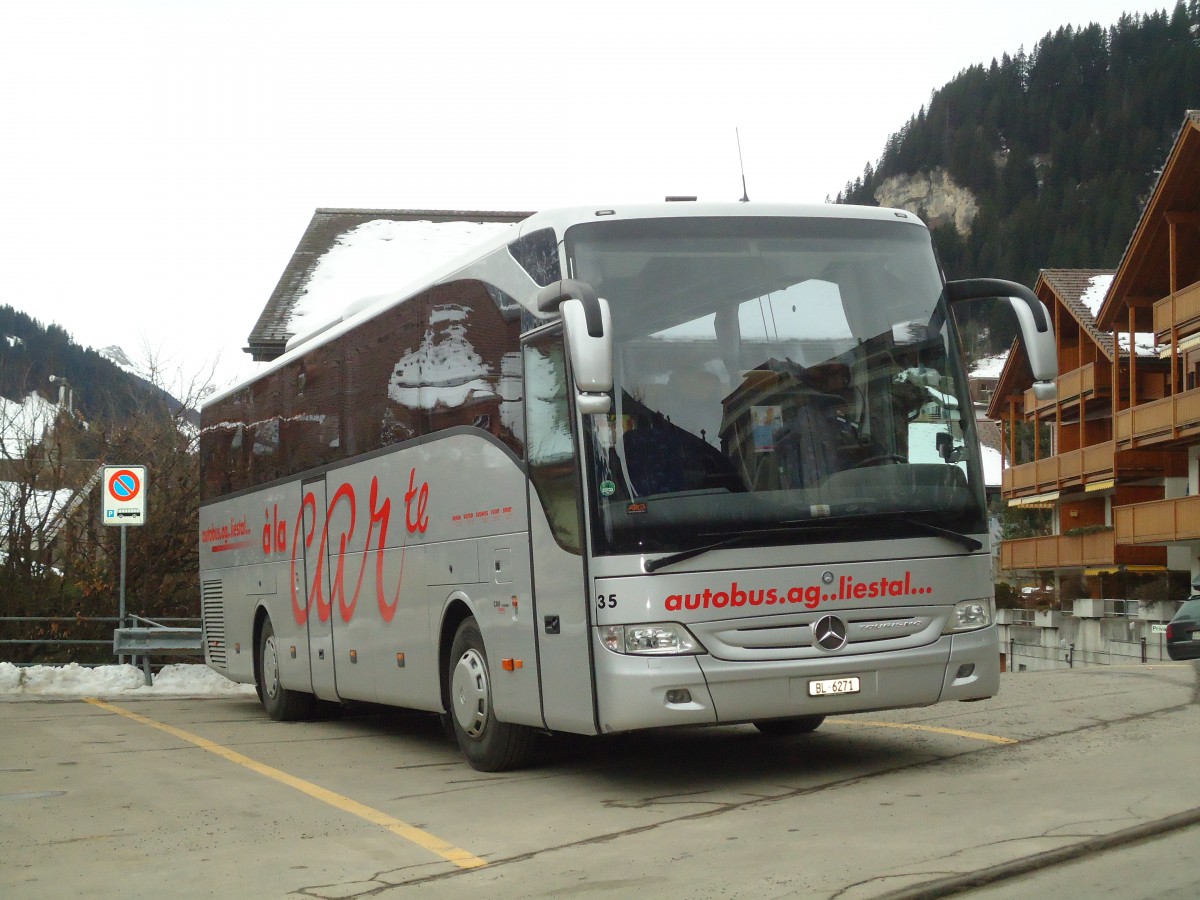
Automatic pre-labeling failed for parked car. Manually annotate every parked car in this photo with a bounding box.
[1166,596,1200,661]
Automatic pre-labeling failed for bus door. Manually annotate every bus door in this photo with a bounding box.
[300,475,338,701]
[522,331,599,734]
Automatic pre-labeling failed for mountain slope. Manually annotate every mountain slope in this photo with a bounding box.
[837,1,1200,352]
[0,304,182,424]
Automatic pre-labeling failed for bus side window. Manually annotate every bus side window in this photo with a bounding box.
[523,335,581,553]
[418,281,524,457]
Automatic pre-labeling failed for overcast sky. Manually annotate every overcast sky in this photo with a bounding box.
[0,0,1175,396]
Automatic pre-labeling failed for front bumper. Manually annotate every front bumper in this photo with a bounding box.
[591,625,1000,733]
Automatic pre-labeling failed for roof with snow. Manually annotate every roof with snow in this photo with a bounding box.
[1040,269,1117,360]
[1097,111,1200,332]
[246,208,533,362]
[985,262,1169,419]
[0,392,58,457]
[969,353,1009,379]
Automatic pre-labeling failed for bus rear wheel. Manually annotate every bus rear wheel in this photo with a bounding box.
[448,617,536,771]
[753,715,825,736]
[257,618,315,721]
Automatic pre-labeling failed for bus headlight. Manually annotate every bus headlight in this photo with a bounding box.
[943,598,994,633]
[600,623,703,655]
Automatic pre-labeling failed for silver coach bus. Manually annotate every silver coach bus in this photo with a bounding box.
[198,202,1057,770]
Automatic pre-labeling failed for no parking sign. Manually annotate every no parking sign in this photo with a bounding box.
[102,465,147,526]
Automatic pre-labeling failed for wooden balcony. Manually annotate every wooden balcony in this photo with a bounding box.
[1002,441,1115,496]
[1000,530,1167,572]
[1001,445,1181,499]
[1022,386,1056,418]
[1113,387,1200,448]
[1114,495,1200,544]
[1153,280,1200,341]
[1057,363,1110,404]
[1024,363,1110,419]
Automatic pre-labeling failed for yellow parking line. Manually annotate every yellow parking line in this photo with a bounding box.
[84,697,487,869]
[829,718,1018,744]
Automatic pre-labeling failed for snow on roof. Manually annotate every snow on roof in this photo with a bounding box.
[980,443,1002,488]
[1088,273,1163,357]
[0,662,256,698]
[287,218,517,343]
[1,391,58,456]
[969,353,1009,379]
[1119,332,1168,358]
[1078,273,1113,319]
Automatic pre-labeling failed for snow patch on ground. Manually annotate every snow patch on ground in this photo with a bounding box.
[0,663,256,699]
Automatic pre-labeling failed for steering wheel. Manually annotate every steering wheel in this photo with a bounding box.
[851,454,907,468]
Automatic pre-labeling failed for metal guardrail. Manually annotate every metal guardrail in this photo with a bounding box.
[0,616,121,650]
[0,616,202,682]
[1006,636,1168,670]
[113,616,203,685]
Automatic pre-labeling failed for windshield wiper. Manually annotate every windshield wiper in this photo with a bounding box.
[888,516,982,552]
[642,522,848,574]
[641,514,981,574]
[643,535,753,574]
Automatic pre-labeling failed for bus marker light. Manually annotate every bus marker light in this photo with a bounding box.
[350,649,358,664]
[501,658,523,671]
[396,652,406,667]
[234,642,241,654]
[290,646,296,659]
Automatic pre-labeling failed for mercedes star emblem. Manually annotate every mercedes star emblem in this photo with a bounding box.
[813,614,849,651]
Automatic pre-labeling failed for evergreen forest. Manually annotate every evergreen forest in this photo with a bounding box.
[0,304,177,420]
[837,1,1200,350]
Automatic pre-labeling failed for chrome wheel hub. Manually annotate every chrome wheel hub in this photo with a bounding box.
[451,648,489,740]
[262,635,280,699]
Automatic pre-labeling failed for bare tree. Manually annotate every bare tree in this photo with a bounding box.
[0,351,218,661]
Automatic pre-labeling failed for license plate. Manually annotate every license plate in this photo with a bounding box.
[809,676,861,697]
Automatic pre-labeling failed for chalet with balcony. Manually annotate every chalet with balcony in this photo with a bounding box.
[990,271,1174,588]
[990,112,1200,595]
[1096,111,1200,585]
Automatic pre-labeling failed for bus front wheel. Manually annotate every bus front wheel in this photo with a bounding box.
[257,618,315,721]
[448,617,536,771]
[753,715,825,736]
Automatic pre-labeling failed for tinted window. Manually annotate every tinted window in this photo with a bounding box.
[508,228,561,286]
[200,278,523,500]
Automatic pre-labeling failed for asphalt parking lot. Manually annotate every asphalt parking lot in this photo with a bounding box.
[3,663,1199,899]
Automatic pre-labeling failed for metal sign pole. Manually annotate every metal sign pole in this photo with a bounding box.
[119,525,127,626]
[119,524,128,664]
[101,466,145,666]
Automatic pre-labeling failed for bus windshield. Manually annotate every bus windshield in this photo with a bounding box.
[565,214,987,556]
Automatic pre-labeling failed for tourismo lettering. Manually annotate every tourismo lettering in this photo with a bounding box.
[663,573,933,612]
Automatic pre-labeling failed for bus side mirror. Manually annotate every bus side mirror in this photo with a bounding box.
[936,430,963,463]
[536,279,613,415]
[936,431,953,461]
[562,297,613,415]
[944,278,1057,402]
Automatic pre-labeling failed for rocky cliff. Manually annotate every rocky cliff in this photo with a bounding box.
[874,168,979,236]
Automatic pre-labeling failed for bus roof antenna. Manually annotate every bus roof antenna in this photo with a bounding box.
[736,128,750,203]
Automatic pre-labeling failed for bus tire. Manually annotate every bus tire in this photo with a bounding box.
[257,618,315,721]
[753,715,825,736]
[448,617,536,771]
